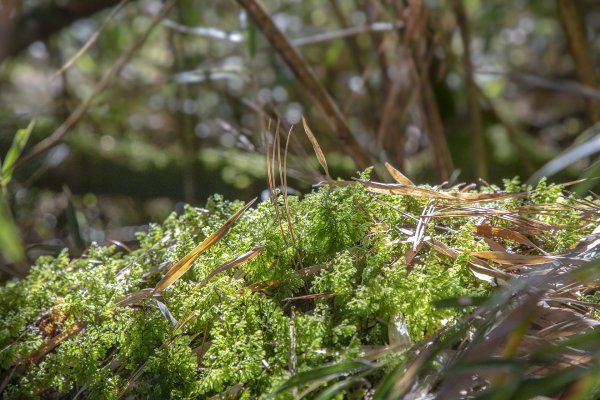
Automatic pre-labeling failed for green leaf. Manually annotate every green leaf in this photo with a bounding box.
[0,195,24,263]
[1,120,35,187]
[244,14,256,61]
[269,359,374,397]
[64,186,85,251]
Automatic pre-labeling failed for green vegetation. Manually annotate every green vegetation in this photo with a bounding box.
[1,175,597,399]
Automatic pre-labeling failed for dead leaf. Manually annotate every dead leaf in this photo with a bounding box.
[154,198,256,292]
[21,321,86,365]
[385,162,415,186]
[302,117,330,180]
[474,225,538,248]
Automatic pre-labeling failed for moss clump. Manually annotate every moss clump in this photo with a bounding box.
[0,176,594,398]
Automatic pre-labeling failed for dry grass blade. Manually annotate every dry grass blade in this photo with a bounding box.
[302,117,331,181]
[356,180,526,202]
[198,246,264,287]
[470,251,564,266]
[482,237,508,252]
[154,198,257,292]
[385,162,415,186]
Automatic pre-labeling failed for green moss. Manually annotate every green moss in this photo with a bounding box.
[0,176,594,398]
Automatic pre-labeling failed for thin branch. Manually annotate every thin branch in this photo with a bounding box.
[51,0,130,81]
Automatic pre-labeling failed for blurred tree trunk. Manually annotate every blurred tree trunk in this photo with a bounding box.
[557,0,600,123]
[0,0,20,62]
[451,0,487,179]
[409,0,454,182]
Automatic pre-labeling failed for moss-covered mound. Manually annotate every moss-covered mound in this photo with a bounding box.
[0,174,597,399]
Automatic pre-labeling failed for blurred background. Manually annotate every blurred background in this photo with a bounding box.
[0,0,599,277]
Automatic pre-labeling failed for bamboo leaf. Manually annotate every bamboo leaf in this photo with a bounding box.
[469,251,562,266]
[154,198,256,292]
[314,377,363,400]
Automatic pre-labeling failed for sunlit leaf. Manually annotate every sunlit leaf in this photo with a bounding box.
[1,120,35,187]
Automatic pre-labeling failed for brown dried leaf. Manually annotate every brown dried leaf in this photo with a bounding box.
[474,225,538,248]
[21,321,86,365]
[154,198,256,292]
[482,237,507,252]
[302,117,330,180]
[385,162,415,186]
